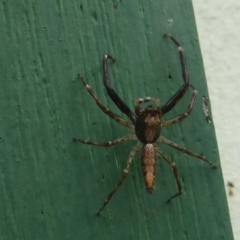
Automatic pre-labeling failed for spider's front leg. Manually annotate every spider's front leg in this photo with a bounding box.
[162,84,198,128]
[77,74,134,131]
[161,34,190,115]
[102,55,137,124]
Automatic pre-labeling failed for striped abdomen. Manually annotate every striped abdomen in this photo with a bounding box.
[141,144,157,194]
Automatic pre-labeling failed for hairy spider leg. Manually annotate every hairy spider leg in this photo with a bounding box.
[158,136,217,168]
[97,143,142,216]
[73,134,137,147]
[135,97,160,115]
[78,74,134,131]
[163,84,197,128]
[102,55,137,124]
[156,148,182,202]
[161,34,190,115]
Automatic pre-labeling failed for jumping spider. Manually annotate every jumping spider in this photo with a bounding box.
[74,33,217,216]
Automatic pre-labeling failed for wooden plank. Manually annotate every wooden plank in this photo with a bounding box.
[0,0,233,239]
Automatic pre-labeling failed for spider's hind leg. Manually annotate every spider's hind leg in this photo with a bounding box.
[156,148,182,202]
[97,143,142,216]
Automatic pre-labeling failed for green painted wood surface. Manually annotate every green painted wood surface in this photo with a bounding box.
[0,1,234,240]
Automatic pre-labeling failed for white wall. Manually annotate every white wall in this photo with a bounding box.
[193,0,240,239]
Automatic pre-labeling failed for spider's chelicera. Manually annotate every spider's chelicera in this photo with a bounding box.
[74,33,217,216]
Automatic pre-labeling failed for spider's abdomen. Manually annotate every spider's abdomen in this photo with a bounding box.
[141,144,157,194]
[135,109,162,143]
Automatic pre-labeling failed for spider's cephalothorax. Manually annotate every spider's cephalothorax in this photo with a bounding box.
[74,33,217,216]
[135,103,162,144]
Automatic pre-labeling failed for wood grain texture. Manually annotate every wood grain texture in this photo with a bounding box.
[0,0,233,240]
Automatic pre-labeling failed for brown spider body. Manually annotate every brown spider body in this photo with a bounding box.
[135,108,162,143]
[74,34,217,216]
[135,107,162,193]
[141,143,157,194]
